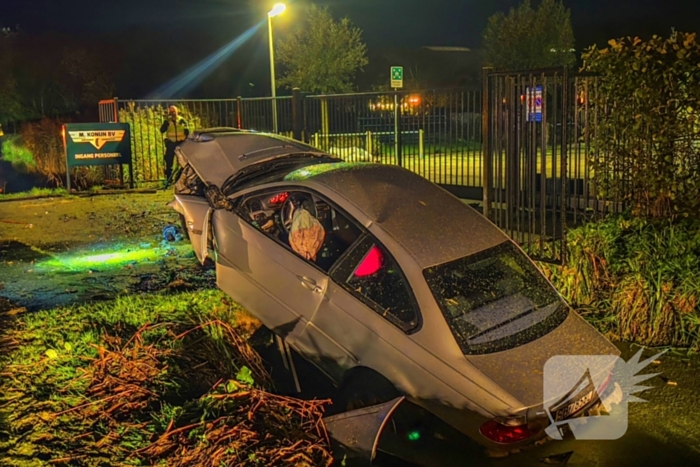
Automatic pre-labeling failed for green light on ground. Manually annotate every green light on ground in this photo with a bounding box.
[37,247,172,272]
[407,430,421,442]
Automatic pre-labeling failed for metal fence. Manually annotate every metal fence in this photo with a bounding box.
[99,97,297,184]
[100,90,483,193]
[303,90,483,199]
[482,68,620,264]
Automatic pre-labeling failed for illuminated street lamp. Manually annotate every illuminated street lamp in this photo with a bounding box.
[268,3,286,133]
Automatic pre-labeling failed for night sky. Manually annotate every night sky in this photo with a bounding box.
[3,0,699,97]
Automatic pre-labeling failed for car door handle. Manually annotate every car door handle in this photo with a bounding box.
[297,276,323,293]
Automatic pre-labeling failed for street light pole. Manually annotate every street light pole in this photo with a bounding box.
[268,14,278,134]
[267,3,286,134]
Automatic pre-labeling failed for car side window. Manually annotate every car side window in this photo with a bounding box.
[330,235,420,333]
[235,189,362,273]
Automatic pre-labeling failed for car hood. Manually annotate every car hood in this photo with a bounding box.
[177,131,326,188]
[466,311,620,408]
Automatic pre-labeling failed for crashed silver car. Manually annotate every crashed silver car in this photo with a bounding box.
[169,128,620,454]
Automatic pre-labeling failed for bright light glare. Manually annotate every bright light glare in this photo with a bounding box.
[148,20,265,98]
[36,246,186,272]
[268,3,286,17]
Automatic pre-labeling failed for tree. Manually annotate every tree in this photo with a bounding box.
[581,31,700,219]
[0,27,24,125]
[483,0,575,70]
[0,29,117,122]
[276,5,368,94]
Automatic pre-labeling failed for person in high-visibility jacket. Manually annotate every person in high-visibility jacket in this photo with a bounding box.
[159,105,189,187]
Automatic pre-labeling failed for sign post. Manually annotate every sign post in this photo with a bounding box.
[390,66,403,89]
[62,123,133,191]
[391,66,404,166]
[526,85,543,122]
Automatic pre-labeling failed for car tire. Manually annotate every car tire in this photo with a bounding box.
[338,368,401,412]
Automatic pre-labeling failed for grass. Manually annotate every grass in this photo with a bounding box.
[327,143,592,188]
[0,290,330,466]
[533,215,700,352]
[0,187,69,200]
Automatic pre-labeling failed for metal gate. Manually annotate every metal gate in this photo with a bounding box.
[483,68,579,264]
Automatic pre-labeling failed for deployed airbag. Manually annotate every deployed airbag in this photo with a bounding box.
[289,209,325,261]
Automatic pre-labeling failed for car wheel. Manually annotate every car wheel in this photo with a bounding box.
[339,369,401,412]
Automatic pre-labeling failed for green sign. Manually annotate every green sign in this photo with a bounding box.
[391,66,403,89]
[63,122,133,190]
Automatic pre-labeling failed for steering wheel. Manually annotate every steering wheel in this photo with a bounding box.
[280,194,317,235]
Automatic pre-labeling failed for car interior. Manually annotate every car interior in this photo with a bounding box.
[237,190,362,272]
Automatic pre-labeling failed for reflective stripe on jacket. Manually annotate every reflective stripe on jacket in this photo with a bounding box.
[161,118,189,142]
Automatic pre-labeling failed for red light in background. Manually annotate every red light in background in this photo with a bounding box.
[408,96,421,105]
[354,246,383,277]
[269,192,289,204]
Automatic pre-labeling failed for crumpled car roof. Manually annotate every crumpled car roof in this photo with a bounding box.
[303,163,508,269]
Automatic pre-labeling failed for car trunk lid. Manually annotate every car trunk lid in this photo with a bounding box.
[466,312,620,408]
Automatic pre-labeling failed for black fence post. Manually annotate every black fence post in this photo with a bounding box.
[482,67,493,219]
[394,93,402,167]
[560,67,569,264]
[292,87,303,141]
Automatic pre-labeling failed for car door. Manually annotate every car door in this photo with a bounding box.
[295,233,422,383]
[216,189,329,343]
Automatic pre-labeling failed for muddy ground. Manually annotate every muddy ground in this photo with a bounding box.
[1,192,700,466]
[0,192,214,311]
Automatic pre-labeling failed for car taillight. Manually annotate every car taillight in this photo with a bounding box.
[480,419,538,444]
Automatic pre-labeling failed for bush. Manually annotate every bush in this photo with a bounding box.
[19,118,65,185]
[12,118,104,189]
[582,31,700,219]
[537,215,700,351]
[0,135,35,171]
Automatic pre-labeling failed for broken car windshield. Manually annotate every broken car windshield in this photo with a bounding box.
[423,241,568,355]
[221,155,338,194]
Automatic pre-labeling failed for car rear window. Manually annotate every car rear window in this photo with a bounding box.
[423,241,568,355]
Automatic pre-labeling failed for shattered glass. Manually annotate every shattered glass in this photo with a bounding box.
[424,241,568,354]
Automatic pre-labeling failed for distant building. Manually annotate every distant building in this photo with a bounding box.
[422,46,472,53]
